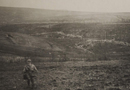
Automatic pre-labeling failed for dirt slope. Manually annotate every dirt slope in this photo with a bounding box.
[0,32,63,57]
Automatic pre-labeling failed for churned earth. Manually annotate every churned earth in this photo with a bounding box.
[0,60,130,90]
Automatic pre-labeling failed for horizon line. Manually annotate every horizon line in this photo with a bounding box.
[0,5,130,13]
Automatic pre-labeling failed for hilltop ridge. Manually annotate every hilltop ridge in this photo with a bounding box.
[0,6,130,24]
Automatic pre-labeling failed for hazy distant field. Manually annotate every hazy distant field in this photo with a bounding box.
[0,23,130,60]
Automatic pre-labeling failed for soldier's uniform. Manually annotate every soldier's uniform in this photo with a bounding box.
[23,59,38,87]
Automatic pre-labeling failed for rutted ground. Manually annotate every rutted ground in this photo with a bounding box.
[0,60,130,90]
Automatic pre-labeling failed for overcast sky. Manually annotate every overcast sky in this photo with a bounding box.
[0,0,130,12]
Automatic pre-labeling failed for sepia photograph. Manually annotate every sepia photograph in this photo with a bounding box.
[0,0,130,90]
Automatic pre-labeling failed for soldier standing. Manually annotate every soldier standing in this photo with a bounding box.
[23,59,38,88]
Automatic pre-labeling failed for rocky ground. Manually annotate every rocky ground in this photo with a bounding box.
[0,60,130,90]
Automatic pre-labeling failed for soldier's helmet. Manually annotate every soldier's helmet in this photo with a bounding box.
[27,59,31,62]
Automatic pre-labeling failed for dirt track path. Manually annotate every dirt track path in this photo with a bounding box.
[43,60,128,68]
[63,60,127,67]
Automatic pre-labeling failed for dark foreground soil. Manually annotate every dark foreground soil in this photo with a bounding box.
[0,60,130,90]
